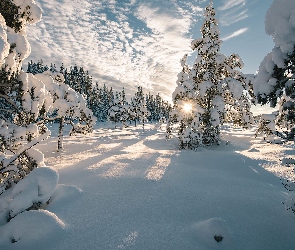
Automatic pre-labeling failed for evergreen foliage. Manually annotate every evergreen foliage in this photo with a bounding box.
[27,60,171,128]
[167,1,253,149]
[0,0,47,194]
[254,0,295,134]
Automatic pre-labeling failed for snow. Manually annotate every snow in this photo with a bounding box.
[254,0,295,98]
[192,218,232,248]
[265,0,295,54]
[8,166,58,218]
[0,210,65,246]
[227,79,244,99]
[1,123,295,249]
[0,14,9,67]
[199,81,212,97]
[12,0,42,26]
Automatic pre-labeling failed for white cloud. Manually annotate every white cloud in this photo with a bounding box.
[218,0,248,26]
[219,0,246,11]
[222,28,249,41]
[26,0,203,100]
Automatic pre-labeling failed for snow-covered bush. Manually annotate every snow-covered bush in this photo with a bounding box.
[167,2,253,149]
[0,167,59,222]
[254,0,295,132]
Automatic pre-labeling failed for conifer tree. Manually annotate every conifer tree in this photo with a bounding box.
[254,0,295,133]
[167,1,252,148]
[130,86,145,126]
[0,0,49,193]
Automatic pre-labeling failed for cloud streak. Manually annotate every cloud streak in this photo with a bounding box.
[218,0,248,26]
[219,0,246,11]
[222,27,249,41]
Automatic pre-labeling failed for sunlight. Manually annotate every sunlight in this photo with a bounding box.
[183,103,192,113]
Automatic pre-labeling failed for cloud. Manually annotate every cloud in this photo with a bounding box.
[25,0,203,100]
[218,0,248,26]
[222,27,248,41]
[219,0,246,11]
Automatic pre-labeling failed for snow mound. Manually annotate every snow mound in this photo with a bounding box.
[192,218,232,248]
[48,184,82,209]
[9,167,59,218]
[0,210,65,246]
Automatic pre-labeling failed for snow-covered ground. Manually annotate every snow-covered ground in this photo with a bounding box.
[1,122,295,250]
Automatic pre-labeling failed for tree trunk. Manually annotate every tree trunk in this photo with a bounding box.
[57,116,64,151]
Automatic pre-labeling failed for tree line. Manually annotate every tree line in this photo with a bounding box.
[27,60,171,126]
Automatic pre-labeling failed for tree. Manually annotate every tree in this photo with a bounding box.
[254,0,295,132]
[0,0,53,195]
[108,90,130,128]
[167,1,253,149]
[0,0,47,192]
[130,86,145,127]
[34,71,96,151]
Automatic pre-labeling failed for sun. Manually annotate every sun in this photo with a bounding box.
[183,103,192,113]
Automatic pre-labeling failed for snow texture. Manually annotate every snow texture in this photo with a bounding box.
[1,123,294,250]
[0,210,65,246]
[192,218,232,248]
[9,167,58,218]
[254,0,295,97]
[265,0,295,54]
[12,0,42,26]
[0,14,9,67]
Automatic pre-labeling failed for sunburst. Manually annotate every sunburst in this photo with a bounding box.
[183,103,192,113]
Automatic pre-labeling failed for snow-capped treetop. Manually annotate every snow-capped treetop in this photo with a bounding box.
[265,0,295,54]
[254,0,295,108]
[12,0,42,31]
[0,0,41,74]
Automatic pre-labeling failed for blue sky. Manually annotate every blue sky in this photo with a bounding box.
[26,0,274,111]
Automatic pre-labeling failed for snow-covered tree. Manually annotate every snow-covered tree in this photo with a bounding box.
[0,0,53,194]
[27,60,49,75]
[254,0,295,132]
[130,86,146,127]
[146,93,171,122]
[34,71,96,151]
[167,1,253,149]
[255,114,276,139]
[108,90,130,128]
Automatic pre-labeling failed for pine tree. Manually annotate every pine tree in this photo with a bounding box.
[167,1,252,148]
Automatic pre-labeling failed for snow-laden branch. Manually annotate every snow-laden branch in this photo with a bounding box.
[0,130,50,170]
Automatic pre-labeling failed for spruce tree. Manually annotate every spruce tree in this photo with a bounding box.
[167,1,252,148]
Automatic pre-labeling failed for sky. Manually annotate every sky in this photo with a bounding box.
[25,0,275,111]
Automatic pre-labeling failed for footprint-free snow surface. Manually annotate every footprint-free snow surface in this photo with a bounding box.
[1,123,295,249]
